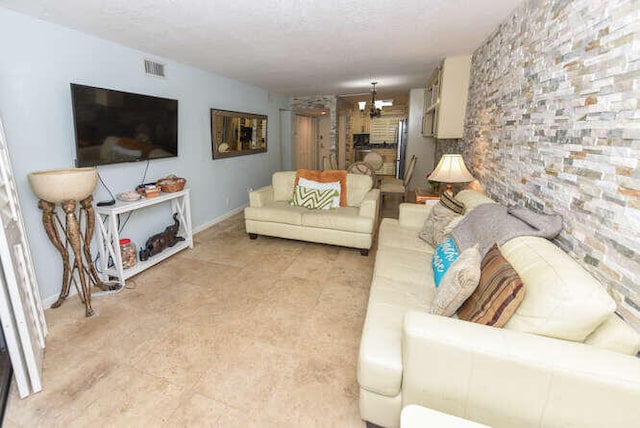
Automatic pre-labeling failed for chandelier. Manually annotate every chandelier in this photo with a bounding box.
[368,82,381,118]
[357,82,388,119]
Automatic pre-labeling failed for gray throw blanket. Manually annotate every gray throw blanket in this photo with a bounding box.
[450,204,562,257]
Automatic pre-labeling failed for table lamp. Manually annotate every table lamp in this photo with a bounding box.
[428,154,474,195]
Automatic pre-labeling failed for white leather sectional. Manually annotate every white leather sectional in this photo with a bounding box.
[244,171,380,254]
[358,190,640,427]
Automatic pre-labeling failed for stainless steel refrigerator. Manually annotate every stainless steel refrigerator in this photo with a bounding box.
[396,119,408,179]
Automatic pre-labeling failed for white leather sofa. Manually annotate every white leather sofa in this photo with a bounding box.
[244,171,379,255]
[358,190,640,427]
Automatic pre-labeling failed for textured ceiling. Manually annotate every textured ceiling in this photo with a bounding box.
[0,0,524,96]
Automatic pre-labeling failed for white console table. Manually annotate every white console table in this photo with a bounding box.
[95,189,193,286]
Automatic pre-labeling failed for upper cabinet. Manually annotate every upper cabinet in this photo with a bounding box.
[422,55,472,139]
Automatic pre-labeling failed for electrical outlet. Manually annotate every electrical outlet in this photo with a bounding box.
[225,197,230,208]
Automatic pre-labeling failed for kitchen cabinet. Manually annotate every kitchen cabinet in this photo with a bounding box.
[422,55,472,139]
[370,116,402,145]
[352,107,370,134]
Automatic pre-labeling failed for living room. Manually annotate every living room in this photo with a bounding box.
[0,0,639,426]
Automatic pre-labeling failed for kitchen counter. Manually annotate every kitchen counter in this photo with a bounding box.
[353,143,398,150]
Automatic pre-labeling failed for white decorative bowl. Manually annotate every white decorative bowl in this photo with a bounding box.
[28,167,98,203]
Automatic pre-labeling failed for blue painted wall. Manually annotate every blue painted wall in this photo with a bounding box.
[0,8,289,302]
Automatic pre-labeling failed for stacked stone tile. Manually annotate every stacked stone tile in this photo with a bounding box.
[463,0,640,327]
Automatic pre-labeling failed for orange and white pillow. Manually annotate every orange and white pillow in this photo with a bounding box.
[295,169,347,206]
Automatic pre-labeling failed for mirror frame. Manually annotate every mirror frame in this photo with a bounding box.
[210,109,268,159]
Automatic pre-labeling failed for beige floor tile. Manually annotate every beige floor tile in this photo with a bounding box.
[265,355,363,427]
[302,308,365,346]
[5,209,389,426]
[63,364,185,427]
[131,321,224,388]
[163,391,228,427]
[282,250,337,280]
[193,338,298,412]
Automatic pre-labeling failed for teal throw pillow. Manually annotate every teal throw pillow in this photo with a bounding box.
[291,185,338,210]
[432,237,460,288]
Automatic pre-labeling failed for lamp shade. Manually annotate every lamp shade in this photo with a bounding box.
[429,154,474,183]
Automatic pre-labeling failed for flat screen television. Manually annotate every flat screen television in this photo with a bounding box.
[71,84,178,167]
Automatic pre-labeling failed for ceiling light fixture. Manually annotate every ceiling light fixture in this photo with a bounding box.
[369,82,381,119]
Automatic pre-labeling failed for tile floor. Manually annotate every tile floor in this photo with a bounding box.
[4,211,380,427]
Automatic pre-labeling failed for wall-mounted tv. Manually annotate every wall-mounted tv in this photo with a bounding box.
[71,83,178,167]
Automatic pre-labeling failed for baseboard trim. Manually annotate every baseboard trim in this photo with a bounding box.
[42,289,77,310]
[193,204,247,234]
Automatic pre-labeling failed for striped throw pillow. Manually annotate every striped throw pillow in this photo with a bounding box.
[440,191,465,214]
[458,243,525,327]
[290,185,338,210]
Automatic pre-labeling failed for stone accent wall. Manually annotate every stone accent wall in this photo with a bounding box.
[434,138,465,165]
[464,0,640,327]
[289,96,337,152]
[337,98,354,168]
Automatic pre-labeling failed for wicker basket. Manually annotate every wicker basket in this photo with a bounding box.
[157,176,186,193]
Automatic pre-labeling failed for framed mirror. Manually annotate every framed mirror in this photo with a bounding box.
[211,109,267,159]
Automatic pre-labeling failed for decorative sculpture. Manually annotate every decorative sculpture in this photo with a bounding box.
[140,213,185,260]
[29,168,107,317]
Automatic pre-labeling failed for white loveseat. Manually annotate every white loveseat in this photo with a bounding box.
[358,190,640,427]
[244,171,379,255]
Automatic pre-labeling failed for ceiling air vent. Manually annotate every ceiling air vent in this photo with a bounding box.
[144,59,166,78]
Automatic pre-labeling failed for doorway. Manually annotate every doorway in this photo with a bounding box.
[293,114,319,170]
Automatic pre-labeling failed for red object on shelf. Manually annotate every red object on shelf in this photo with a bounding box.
[119,238,131,246]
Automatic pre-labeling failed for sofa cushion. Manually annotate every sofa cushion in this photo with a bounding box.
[501,236,616,341]
[378,218,434,254]
[585,313,640,355]
[290,185,338,210]
[346,174,374,206]
[244,201,306,225]
[272,171,297,202]
[458,243,525,327]
[358,276,435,397]
[374,247,433,288]
[301,206,373,233]
[429,245,481,317]
[295,169,347,206]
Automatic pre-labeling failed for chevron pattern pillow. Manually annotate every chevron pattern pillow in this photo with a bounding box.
[298,177,341,208]
[290,185,339,210]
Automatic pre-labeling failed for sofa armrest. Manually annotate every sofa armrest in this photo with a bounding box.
[358,189,380,219]
[398,203,432,229]
[249,185,274,207]
[402,311,640,427]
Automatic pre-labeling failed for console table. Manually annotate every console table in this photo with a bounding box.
[414,188,440,205]
[95,189,193,286]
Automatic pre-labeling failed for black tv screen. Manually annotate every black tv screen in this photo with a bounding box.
[71,84,178,167]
